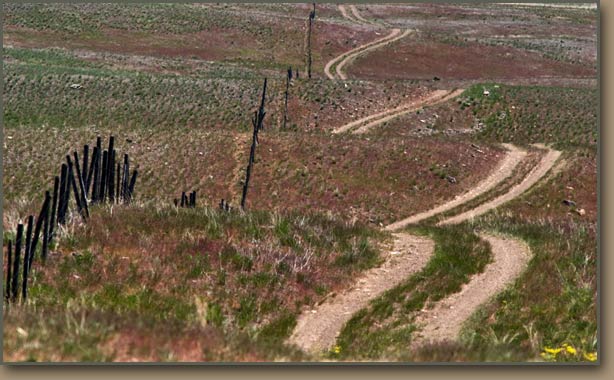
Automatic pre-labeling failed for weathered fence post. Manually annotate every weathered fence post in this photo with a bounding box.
[86,146,98,199]
[58,164,68,225]
[127,170,138,203]
[107,137,115,203]
[49,176,59,243]
[122,154,129,203]
[73,152,90,218]
[283,67,292,130]
[82,144,89,184]
[306,3,316,79]
[28,193,50,271]
[22,216,34,302]
[241,78,267,210]
[115,162,121,202]
[67,155,86,220]
[100,150,108,202]
[42,191,51,261]
[11,224,23,302]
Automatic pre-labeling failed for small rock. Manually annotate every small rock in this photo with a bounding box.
[446,175,457,184]
[576,208,586,216]
[562,199,576,207]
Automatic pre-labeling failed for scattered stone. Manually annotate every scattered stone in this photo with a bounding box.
[69,83,82,89]
[575,208,586,216]
[446,175,457,184]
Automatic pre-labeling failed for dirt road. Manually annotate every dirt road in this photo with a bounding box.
[384,144,526,230]
[410,233,531,349]
[288,233,435,353]
[290,3,562,358]
[325,5,410,80]
[439,146,561,225]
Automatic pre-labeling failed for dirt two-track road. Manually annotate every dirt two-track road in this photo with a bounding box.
[288,6,562,356]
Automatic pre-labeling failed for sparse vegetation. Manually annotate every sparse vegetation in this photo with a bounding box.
[3,2,597,363]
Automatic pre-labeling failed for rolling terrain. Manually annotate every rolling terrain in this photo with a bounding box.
[2,3,597,363]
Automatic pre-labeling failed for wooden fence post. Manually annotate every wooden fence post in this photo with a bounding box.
[42,191,51,261]
[100,150,108,202]
[241,78,267,210]
[283,67,292,130]
[115,162,121,202]
[28,193,50,271]
[107,137,115,203]
[58,164,68,225]
[73,152,90,218]
[82,144,89,184]
[122,154,129,202]
[11,224,23,302]
[67,155,85,220]
[307,3,316,79]
[49,176,59,243]
[127,170,138,203]
[22,216,34,302]
[86,146,98,199]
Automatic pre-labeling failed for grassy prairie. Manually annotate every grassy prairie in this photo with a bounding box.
[3,205,386,362]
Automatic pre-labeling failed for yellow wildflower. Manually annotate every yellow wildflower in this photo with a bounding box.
[583,352,597,362]
[565,346,577,355]
[544,347,562,355]
[333,345,341,354]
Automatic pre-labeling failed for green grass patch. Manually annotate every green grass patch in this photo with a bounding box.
[332,225,491,360]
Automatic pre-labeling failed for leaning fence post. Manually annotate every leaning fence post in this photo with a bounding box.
[67,155,85,219]
[127,170,138,203]
[58,164,68,225]
[29,192,50,270]
[11,224,24,302]
[42,191,51,261]
[73,152,90,218]
[86,146,98,199]
[22,216,34,302]
[122,154,129,202]
[49,176,59,242]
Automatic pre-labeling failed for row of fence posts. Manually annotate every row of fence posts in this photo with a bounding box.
[174,191,197,208]
[6,74,276,303]
[4,135,138,304]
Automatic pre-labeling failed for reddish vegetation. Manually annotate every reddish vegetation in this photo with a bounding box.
[509,153,597,223]
[348,38,595,81]
[249,133,504,225]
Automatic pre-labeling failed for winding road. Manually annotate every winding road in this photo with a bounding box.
[325,5,410,80]
[288,4,562,357]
